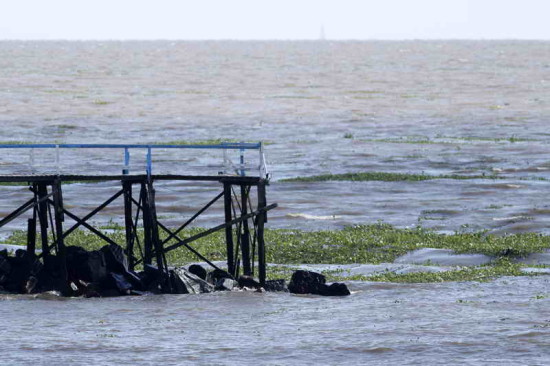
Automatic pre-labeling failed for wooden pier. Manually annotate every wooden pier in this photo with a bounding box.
[0,144,276,295]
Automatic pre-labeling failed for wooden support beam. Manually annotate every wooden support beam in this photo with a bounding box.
[240,185,252,276]
[62,190,124,238]
[27,217,36,256]
[122,181,135,270]
[224,183,235,277]
[160,191,224,246]
[256,182,267,286]
[37,183,51,263]
[141,182,153,266]
[163,203,277,254]
[52,179,69,295]
[48,200,121,247]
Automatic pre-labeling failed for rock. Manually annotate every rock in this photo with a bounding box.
[139,264,165,293]
[104,272,132,295]
[0,256,11,275]
[100,243,128,273]
[207,268,233,284]
[188,264,207,280]
[264,279,288,292]
[238,275,261,289]
[3,251,40,294]
[171,267,214,294]
[319,282,350,296]
[288,270,350,296]
[215,278,238,291]
[66,246,107,284]
[288,270,326,295]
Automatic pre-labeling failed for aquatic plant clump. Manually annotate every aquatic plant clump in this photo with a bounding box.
[281,172,502,183]
[4,224,550,283]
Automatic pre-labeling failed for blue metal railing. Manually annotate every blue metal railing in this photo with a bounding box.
[0,142,268,178]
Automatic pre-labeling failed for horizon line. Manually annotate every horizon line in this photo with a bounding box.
[1,38,549,42]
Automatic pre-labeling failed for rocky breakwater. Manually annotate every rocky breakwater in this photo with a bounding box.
[0,245,350,297]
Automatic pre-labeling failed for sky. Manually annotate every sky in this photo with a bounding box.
[0,0,549,40]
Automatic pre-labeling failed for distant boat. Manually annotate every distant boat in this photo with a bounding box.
[319,25,326,41]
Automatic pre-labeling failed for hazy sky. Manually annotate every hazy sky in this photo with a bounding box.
[1,0,549,40]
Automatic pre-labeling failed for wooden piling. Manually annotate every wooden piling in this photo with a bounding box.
[224,182,235,277]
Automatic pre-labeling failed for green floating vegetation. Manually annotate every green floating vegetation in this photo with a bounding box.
[281,172,501,183]
[158,139,239,145]
[0,141,33,145]
[360,135,535,145]
[155,139,274,146]
[5,224,550,281]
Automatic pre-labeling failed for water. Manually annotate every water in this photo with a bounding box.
[1,41,550,364]
[2,277,549,365]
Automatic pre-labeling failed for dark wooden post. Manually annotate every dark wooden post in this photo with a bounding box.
[140,181,153,266]
[256,181,267,286]
[223,182,235,276]
[52,178,69,295]
[240,185,251,276]
[27,215,36,257]
[36,183,50,264]
[122,181,135,270]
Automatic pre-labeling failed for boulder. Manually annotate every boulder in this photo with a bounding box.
[319,282,351,296]
[171,267,214,294]
[264,279,288,292]
[66,246,107,284]
[288,270,326,295]
[188,264,207,280]
[215,277,238,291]
[100,243,128,273]
[288,270,350,296]
[238,275,261,289]
[207,268,233,284]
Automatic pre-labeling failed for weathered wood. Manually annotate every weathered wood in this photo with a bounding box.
[52,179,69,295]
[224,183,235,276]
[37,183,51,262]
[163,203,277,254]
[26,217,36,256]
[140,182,153,266]
[161,191,224,246]
[240,185,252,276]
[62,190,124,238]
[257,182,267,286]
[122,181,135,270]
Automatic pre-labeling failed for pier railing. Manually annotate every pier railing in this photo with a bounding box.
[0,142,269,178]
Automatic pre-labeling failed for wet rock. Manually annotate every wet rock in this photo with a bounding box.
[66,246,107,284]
[215,278,238,291]
[101,243,128,273]
[207,268,233,284]
[288,270,326,294]
[288,270,350,296]
[0,256,11,275]
[238,275,261,289]
[264,279,288,292]
[319,282,350,296]
[188,264,207,280]
[139,264,165,293]
[39,255,74,294]
[104,272,133,295]
[171,267,214,294]
[3,250,41,294]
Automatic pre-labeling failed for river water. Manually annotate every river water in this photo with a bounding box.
[0,41,549,364]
